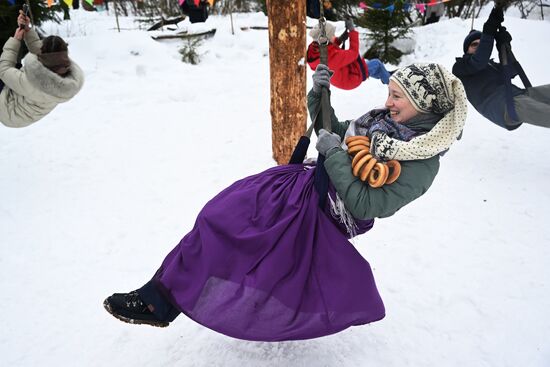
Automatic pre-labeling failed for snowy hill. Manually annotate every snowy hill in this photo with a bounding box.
[1,7,549,367]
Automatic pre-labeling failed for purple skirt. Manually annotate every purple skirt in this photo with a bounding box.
[154,164,385,341]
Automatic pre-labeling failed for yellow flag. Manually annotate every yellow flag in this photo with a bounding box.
[63,0,72,6]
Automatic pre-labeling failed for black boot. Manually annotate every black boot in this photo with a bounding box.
[103,291,169,328]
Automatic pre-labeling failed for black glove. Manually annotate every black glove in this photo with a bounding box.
[488,6,505,24]
[495,26,512,49]
[345,19,355,32]
[337,31,349,45]
[483,7,504,36]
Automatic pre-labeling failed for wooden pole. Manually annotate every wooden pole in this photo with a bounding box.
[470,0,477,31]
[267,0,307,165]
[113,0,121,33]
[229,0,235,35]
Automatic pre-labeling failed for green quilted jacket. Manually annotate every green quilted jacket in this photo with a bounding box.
[308,89,440,220]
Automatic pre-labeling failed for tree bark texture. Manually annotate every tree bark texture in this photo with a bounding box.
[267,0,307,165]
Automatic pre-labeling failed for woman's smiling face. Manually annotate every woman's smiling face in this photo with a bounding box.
[385,80,419,124]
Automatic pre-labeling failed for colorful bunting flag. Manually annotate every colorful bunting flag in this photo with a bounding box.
[178,0,214,6]
[359,0,451,13]
[179,0,201,5]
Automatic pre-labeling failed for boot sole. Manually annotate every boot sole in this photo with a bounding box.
[103,299,169,328]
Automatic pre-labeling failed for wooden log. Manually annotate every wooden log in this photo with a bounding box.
[240,25,314,31]
[151,29,217,40]
[239,26,269,31]
[267,0,307,165]
[147,16,186,31]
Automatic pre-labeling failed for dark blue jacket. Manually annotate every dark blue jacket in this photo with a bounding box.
[452,33,524,130]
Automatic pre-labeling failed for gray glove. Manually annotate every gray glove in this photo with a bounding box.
[316,129,342,156]
[312,64,333,93]
[345,19,355,32]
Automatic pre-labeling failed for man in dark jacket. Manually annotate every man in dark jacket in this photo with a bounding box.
[452,7,550,130]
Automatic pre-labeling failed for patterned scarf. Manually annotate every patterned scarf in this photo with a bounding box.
[353,108,419,142]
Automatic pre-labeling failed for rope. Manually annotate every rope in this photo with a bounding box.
[303,0,332,138]
[495,23,532,123]
[288,0,330,166]
[23,0,35,28]
[317,2,332,133]
[313,0,333,208]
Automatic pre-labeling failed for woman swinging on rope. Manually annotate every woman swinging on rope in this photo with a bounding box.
[103,55,467,340]
[453,6,550,130]
[0,10,84,128]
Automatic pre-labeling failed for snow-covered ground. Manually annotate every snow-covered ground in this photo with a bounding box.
[1,6,549,367]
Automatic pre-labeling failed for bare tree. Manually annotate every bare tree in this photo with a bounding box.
[444,0,488,19]
[267,0,307,165]
[512,0,542,18]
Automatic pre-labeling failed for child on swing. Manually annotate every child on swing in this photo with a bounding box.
[0,10,84,128]
[307,20,391,89]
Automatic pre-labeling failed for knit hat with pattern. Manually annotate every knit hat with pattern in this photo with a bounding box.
[370,63,468,161]
[390,63,454,115]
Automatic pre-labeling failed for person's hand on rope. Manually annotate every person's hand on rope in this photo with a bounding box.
[312,64,333,93]
[336,31,349,46]
[17,9,31,31]
[13,27,25,41]
[345,19,355,32]
[316,129,342,157]
[483,7,504,37]
[495,26,512,50]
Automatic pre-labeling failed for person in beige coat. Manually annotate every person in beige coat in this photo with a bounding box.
[0,11,84,128]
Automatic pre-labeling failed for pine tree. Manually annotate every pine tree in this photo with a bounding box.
[356,0,411,64]
[0,0,60,52]
[329,0,362,18]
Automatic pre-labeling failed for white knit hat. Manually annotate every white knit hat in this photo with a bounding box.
[371,63,468,161]
[309,22,336,42]
[391,63,455,115]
